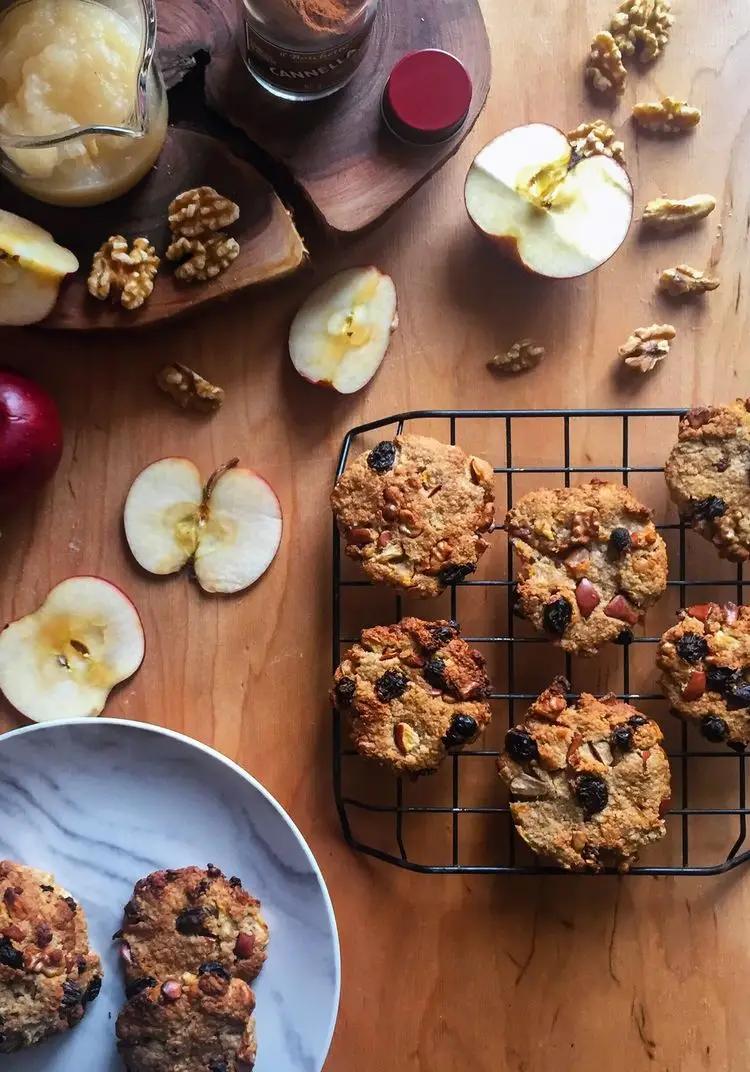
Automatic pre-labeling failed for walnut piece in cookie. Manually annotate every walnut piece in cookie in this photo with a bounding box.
[332,617,492,774]
[632,97,701,134]
[619,323,675,372]
[642,195,716,231]
[506,480,668,657]
[88,235,160,310]
[116,970,256,1072]
[610,0,673,62]
[586,30,627,95]
[498,678,671,872]
[119,865,268,985]
[168,187,240,240]
[665,399,750,562]
[658,265,719,298]
[657,603,750,750]
[488,339,545,375]
[567,119,626,165]
[0,861,102,1053]
[331,433,495,597]
[157,364,225,413]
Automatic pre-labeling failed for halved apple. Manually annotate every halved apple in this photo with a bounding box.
[0,576,145,722]
[289,266,398,394]
[0,209,79,326]
[464,124,633,279]
[124,457,283,594]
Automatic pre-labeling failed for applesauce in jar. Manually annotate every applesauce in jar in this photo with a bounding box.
[0,0,167,206]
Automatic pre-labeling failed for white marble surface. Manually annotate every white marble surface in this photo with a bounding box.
[0,719,340,1071]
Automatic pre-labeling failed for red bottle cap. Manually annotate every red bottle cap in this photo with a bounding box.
[382,49,473,145]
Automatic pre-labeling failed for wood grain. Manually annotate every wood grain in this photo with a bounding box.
[1,1,750,1070]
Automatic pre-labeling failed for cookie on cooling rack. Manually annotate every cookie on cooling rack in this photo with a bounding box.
[330,433,495,597]
[118,865,268,986]
[665,399,750,562]
[657,601,750,749]
[116,968,256,1072]
[0,860,102,1053]
[332,617,492,774]
[497,678,671,872]
[506,479,668,656]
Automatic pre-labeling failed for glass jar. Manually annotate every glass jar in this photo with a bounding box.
[239,0,379,102]
[0,0,168,206]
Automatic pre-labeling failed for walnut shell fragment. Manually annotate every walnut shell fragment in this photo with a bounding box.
[88,235,160,311]
[642,195,716,231]
[586,30,627,95]
[658,265,719,298]
[156,363,225,413]
[488,340,545,375]
[567,119,626,164]
[632,97,701,134]
[619,323,676,372]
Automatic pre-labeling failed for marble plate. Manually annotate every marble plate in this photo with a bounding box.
[0,719,340,1071]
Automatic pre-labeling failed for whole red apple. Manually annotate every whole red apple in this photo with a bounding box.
[0,369,63,507]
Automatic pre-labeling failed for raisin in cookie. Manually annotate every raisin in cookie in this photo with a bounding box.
[657,602,750,749]
[507,479,668,656]
[117,967,256,1072]
[332,617,492,773]
[665,399,750,562]
[119,866,268,986]
[497,679,671,872]
[331,434,495,597]
[0,861,102,1053]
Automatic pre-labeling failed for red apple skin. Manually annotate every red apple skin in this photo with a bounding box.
[0,369,63,507]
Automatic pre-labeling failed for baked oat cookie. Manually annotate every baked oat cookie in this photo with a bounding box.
[506,479,668,656]
[657,602,750,748]
[665,399,750,562]
[330,434,495,597]
[0,860,102,1053]
[119,865,268,986]
[497,679,671,872]
[117,966,256,1072]
[332,617,492,774]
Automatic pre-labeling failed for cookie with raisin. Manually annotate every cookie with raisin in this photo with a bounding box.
[330,433,495,597]
[657,602,750,748]
[119,865,268,986]
[332,617,492,773]
[116,968,256,1072]
[665,399,750,561]
[497,679,671,872]
[506,479,668,656]
[0,860,102,1053]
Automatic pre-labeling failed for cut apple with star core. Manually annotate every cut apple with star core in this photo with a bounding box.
[289,266,398,394]
[124,457,283,594]
[0,576,145,723]
[0,210,78,326]
[464,123,633,279]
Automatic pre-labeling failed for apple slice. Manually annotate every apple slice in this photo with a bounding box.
[289,266,398,394]
[0,210,79,326]
[464,123,633,279]
[124,458,283,595]
[0,576,145,723]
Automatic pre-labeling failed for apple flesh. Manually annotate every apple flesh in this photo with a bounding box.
[0,576,145,723]
[0,210,78,326]
[0,368,63,507]
[464,123,633,279]
[124,457,283,595]
[289,266,398,394]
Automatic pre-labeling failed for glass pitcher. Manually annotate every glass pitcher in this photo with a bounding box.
[0,0,168,206]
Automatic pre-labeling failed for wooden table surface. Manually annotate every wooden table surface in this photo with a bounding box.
[2,1,750,1068]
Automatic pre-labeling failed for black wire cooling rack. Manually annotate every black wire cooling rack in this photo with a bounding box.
[332,409,750,875]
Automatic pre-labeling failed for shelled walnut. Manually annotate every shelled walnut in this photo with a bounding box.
[586,30,627,95]
[168,187,240,239]
[632,97,701,134]
[488,339,545,374]
[610,0,673,62]
[642,195,716,231]
[567,119,625,164]
[87,235,159,310]
[156,363,225,412]
[166,235,240,283]
[619,324,675,372]
[658,265,720,297]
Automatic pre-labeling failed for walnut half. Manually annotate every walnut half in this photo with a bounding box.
[658,265,720,297]
[156,363,224,413]
[87,235,160,311]
[632,97,701,134]
[619,323,676,372]
[168,187,240,239]
[166,235,240,283]
[610,0,673,63]
[488,339,545,375]
[642,195,716,231]
[586,30,627,95]
[567,119,626,165]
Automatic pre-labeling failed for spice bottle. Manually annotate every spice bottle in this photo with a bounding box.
[239,0,380,101]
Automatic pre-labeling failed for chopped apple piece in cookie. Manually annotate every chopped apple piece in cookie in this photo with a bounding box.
[289,266,398,394]
[0,210,78,326]
[124,457,282,594]
[464,124,633,279]
[0,576,145,722]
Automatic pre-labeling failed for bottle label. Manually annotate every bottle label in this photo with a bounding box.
[242,19,372,96]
